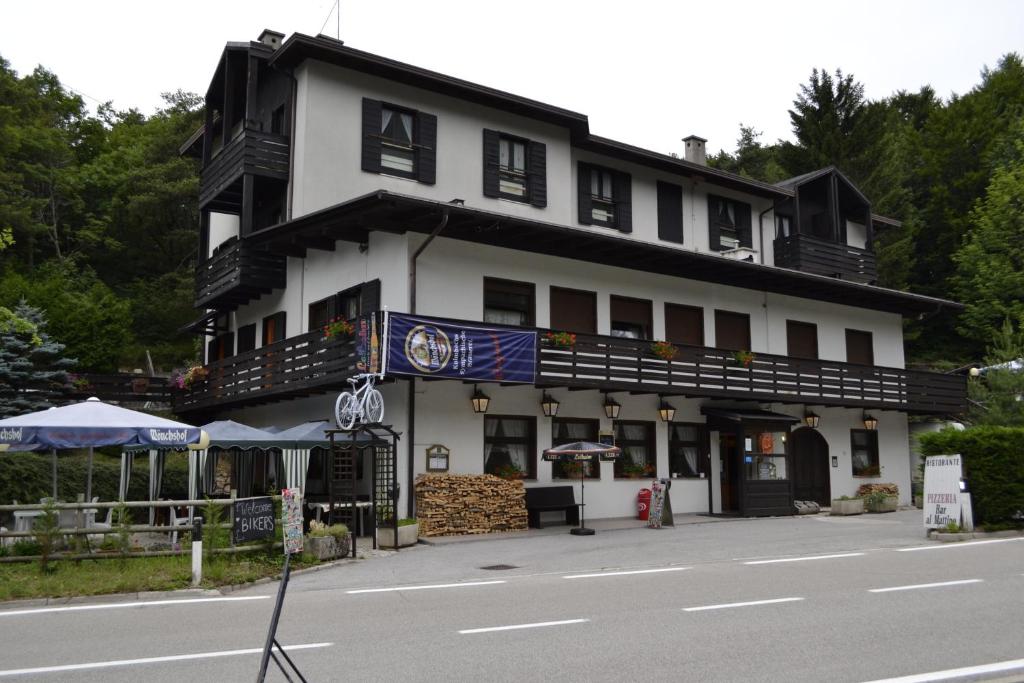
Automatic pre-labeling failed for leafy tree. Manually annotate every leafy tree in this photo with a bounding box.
[966,318,1024,427]
[0,302,76,418]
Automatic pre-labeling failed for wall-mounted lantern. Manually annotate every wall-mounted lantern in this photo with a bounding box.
[863,413,878,430]
[803,411,820,429]
[658,401,676,423]
[603,393,621,419]
[471,386,491,414]
[541,392,560,418]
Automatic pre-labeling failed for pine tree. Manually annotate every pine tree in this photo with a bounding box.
[0,302,76,417]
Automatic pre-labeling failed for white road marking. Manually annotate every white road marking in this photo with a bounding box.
[683,597,804,612]
[459,619,588,634]
[347,580,505,594]
[896,537,1024,552]
[868,579,983,593]
[0,642,332,678]
[859,656,1024,683]
[744,552,864,565]
[0,595,270,618]
[563,567,691,579]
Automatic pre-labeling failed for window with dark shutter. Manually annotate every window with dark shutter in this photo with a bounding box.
[527,140,546,208]
[360,98,382,174]
[610,295,652,339]
[415,111,436,184]
[208,332,234,362]
[613,171,632,233]
[657,181,684,243]
[237,324,257,354]
[708,194,752,250]
[665,304,704,346]
[308,296,337,333]
[550,287,597,334]
[577,162,593,225]
[362,98,436,184]
[484,278,535,326]
[787,320,819,359]
[846,329,874,365]
[262,312,286,346]
[359,279,381,314]
[714,310,751,351]
[482,129,501,198]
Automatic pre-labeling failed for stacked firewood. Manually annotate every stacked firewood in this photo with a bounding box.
[414,474,528,537]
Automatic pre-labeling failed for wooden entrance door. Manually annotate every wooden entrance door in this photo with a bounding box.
[719,433,740,512]
[790,427,830,505]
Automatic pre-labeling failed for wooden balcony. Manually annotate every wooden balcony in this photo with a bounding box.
[199,128,290,212]
[67,374,174,406]
[195,238,287,310]
[173,330,358,417]
[774,234,877,284]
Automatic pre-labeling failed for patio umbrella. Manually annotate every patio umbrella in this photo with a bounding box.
[542,441,621,536]
[0,397,202,503]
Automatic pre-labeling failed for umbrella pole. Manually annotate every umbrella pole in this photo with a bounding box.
[570,459,596,536]
[85,446,94,504]
[51,449,58,499]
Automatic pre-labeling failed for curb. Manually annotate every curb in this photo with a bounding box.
[928,529,1023,543]
[0,587,219,611]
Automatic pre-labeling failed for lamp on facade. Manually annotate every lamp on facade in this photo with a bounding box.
[803,411,820,429]
[863,413,879,430]
[541,392,560,418]
[658,401,676,423]
[603,393,621,419]
[471,386,491,414]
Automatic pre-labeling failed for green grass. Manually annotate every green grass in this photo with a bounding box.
[0,552,321,602]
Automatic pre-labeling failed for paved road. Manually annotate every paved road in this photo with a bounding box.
[1,511,1022,682]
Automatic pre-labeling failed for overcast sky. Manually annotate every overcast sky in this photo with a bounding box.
[2,0,1022,156]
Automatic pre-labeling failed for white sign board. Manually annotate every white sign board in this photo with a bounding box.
[923,454,963,529]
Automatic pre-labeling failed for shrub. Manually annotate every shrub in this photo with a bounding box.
[919,426,1024,525]
[856,483,899,497]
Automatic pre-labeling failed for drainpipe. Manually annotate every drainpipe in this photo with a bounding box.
[405,209,450,518]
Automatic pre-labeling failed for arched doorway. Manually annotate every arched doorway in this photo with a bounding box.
[790,427,830,506]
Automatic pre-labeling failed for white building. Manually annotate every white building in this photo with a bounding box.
[177,30,966,522]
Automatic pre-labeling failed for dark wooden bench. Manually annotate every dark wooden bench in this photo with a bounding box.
[525,486,582,529]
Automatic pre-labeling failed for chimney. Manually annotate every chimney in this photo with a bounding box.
[257,29,285,50]
[683,135,707,166]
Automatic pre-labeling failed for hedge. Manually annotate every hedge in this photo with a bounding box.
[918,426,1024,525]
[0,452,189,507]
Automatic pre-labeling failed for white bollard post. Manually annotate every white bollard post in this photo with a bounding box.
[191,520,203,586]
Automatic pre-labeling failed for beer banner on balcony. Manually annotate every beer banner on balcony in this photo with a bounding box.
[355,314,381,374]
[384,313,536,383]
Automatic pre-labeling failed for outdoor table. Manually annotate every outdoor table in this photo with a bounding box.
[13,509,46,533]
[306,501,372,536]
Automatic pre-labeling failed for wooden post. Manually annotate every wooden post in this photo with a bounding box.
[191,520,203,586]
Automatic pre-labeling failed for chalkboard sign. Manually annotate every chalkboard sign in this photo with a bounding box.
[234,496,276,543]
[598,431,620,461]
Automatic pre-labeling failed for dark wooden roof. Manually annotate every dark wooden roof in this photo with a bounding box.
[248,190,960,316]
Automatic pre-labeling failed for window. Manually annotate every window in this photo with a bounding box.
[484,278,535,326]
[237,324,257,354]
[846,329,874,365]
[307,280,382,332]
[550,287,597,334]
[613,421,656,478]
[308,296,334,333]
[484,416,536,479]
[207,332,234,362]
[610,295,652,340]
[669,422,708,478]
[657,181,684,243]
[483,130,547,207]
[361,98,436,184]
[714,310,751,351]
[708,194,752,251]
[786,320,819,360]
[578,162,631,232]
[270,105,285,135]
[665,304,704,346]
[851,429,880,477]
[552,418,599,479]
[262,312,286,346]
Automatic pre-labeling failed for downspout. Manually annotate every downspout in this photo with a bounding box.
[405,209,450,518]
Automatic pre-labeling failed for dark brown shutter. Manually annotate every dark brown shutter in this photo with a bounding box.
[237,324,257,354]
[528,140,547,208]
[482,129,500,198]
[845,329,874,365]
[657,181,683,243]
[707,195,721,250]
[550,287,597,334]
[577,162,592,225]
[415,111,437,184]
[665,304,704,346]
[613,171,632,233]
[206,337,217,363]
[714,310,751,351]
[610,296,652,338]
[359,278,382,314]
[736,200,753,248]
[361,98,382,174]
[786,320,819,359]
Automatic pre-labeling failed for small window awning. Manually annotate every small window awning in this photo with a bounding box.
[700,407,800,431]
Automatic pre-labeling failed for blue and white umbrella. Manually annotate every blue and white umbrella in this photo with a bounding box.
[0,397,202,502]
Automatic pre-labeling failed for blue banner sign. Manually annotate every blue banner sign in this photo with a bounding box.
[385,314,537,383]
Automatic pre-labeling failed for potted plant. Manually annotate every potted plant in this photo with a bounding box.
[181,363,209,390]
[856,483,899,512]
[323,317,355,340]
[830,495,864,515]
[495,462,525,480]
[544,331,577,349]
[732,350,756,368]
[650,340,678,361]
[377,518,419,548]
[559,461,583,478]
[305,520,339,560]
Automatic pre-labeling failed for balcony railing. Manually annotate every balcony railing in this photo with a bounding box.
[67,374,174,406]
[173,330,358,415]
[199,128,290,210]
[774,234,877,284]
[172,313,965,417]
[195,238,287,310]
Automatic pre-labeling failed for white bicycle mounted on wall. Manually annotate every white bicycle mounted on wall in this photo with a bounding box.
[334,373,384,430]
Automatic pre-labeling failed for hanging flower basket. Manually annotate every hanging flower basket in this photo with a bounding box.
[732,350,756,368]
[545,331,577,349]
[181,364,209,389]
[650,340,678,361]
[323,317,355,340]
